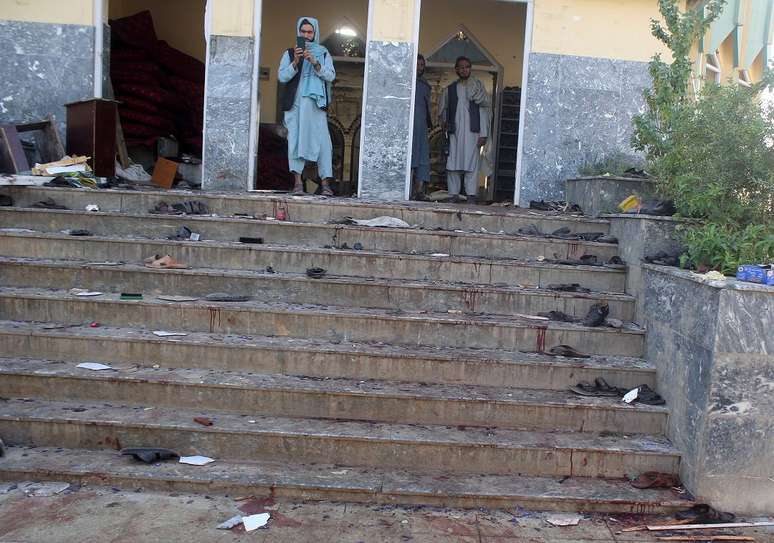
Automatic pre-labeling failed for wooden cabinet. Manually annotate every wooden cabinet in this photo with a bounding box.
[65,99,118,177]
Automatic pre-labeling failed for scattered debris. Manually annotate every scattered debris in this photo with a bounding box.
[204,293,250,302]
[85,204,100,212]
[545,513,583,526]
[179,455,215,466]
[144,255,190,269]
[675,504,737,524]
[120,293,143,301]
[152,331,188,337]
[89,322,101,328]
[242,513,271,531]
[68,229,92,236]
[647,521,773,531]
[655,537,753,542]
[447,309,463,314]
[546,345,590,359]
[69,288,103,297]
[30,198,68,210]
[0,483,16,494]
[193,416,213,427]
[334,216,411,229]
[0,436,4,457]
[622,388,639,404]
[121,448,179,463]
[702,270,726,281]
[19,482,71,497]
[76,362,113,371]
[157,295,199,302]
[546,283,591,293]
[216,515,243,530]
[353,242,364,251]
[736,264,774,285]
[167,226,198,242]
[32,155,89,176]
[431,253,450,257]
[239,237,264,244]
[570,378,623,397]
[631,472,681,489]
[306,267,327,279]
[582,302,609,327]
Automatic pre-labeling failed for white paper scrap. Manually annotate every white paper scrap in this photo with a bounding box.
[76,362,113,371]
[85,204,100,212]
[20,482,71,497]
[546,513,582,526]
[242,513,270,532]
[69,288,103,297]
[431,253,450,257]
[47,165,87,174]
[622,387,639,404]
[216,515,243,530]
[152,331,188,337]
[179,455,215,466]
[189,232,201,241]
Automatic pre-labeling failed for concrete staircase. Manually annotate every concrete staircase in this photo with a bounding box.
[0,186,687,512]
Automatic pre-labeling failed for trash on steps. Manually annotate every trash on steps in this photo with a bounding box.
[157,295,199,302]
[216,515,243,530]
[152,331,188,337]
[545,513,583,526]
[68,229,93,236]
[204,293,250,302]
[167,226,198,241]
[655,536,753,541]
[625,385,666,406]
[648,521,773,532]
[736,264,774,285]
[238,237,264,244]
[675,504,737,524]
[85,204,100,212]
[622,388,639,404]
[0,436,4,457]
[582,302,610,327]
[179,455,215,466]
[32,155,90,176]
[546,283,591,293]
[569,378,624,397]
[76,362,113,371]
[119,293,143,301]
[333,216,411,228]
[242,513,271,531]
[29,198,68,210]
[19,482,71,497]
[630,472,681,489]
[193,416,213,427]
[546,345,590,358]
[144,255,190,269]
[69,288,104,297]
[306,267,327,279]
[121,447,179,463]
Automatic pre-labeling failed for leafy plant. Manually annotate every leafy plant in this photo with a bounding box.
[632,0,773,274]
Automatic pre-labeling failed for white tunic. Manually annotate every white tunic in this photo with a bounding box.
[440,79,491,173]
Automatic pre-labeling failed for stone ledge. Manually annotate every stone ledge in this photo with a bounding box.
[643,263,774,294]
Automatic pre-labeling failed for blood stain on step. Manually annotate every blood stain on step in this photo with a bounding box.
[535,327,547,353]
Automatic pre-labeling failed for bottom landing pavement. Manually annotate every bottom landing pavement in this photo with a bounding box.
[0,482,772,543]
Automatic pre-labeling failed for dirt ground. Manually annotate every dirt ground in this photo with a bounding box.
[0,482,772,543]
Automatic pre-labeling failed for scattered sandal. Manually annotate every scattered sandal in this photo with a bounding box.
[121,447,179,463]
[546,283,591,293]
[675,504,735,523]
[537,310,579,323]
[144,255,190,269]
[306,267,327,279]
[30,198,68,210]
[547,345,590,358]
[582,302,609,327]
[630,471,681,489]
[204,293,250,302]
[570,377,624,397]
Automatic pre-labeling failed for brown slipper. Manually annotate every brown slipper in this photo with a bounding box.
[631,471,681,489]
[143,254,162,265]
[144,255,189,269]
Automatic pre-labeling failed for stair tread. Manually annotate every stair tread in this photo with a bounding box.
[0,397,675,454]
[0,256,633,300]
[0,356,663,414]
[0,445,689,510]
[0,286,645,335]
[0,229,626,274]
[0,319,654,371]
[0,207,618,248]
[2,185,612,225]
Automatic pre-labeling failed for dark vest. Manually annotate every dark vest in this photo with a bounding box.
[418,78,432,129]
[280,49,329,112]
[446,81,480,134]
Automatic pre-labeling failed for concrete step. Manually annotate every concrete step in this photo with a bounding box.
[0,321,656,391]
[0,185,611,234]
[0,288,645,357]
[0,357,666,434]
[0,398,679,478]
[0,257,635,320]
[0,446,690,512]
[0,207,619,261]
[0,230,628,292]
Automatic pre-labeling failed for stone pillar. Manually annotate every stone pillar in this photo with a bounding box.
[0,6,97,143]
[358,0,419,200]
[202,0,257,191]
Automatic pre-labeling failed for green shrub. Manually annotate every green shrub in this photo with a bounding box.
[578,151,645,177]
[632,0,773,273]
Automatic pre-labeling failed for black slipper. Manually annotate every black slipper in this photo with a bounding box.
[548,345,590,358]
[675,504,735,523]
[204,293,250,302]
[633,384,666,405]
[306,267,327,279]
[69,229,92,236]
[582,302,609,327]
[537,310,579,323]
[121,447,179,463]
[546,283,592,293]
[517,224,542,236]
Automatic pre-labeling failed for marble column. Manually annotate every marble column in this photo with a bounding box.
[0,20,95,144]
[202,34,255,191]
[358,0,419,200]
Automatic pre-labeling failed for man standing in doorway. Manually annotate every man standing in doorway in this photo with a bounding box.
[439,56,490,205]
[411,54,432,201]
[278,17,336,196]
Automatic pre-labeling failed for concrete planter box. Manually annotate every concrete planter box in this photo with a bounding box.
[607,214,689,323]
[643,264,774,514]
[566,176,656,218]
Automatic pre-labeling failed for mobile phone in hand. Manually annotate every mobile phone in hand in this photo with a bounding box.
[296,36,306,50]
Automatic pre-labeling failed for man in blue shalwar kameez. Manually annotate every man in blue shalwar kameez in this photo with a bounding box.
[411,55,432,201]
[278,17,336,196]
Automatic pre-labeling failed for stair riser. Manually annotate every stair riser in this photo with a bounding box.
[2,187,611,235]
[1,297,645,357]
[0,234,627,292]
[0,466,682,513]
[0,263,635,320]
[0,209,618,261]
[0,420,678,478]
[0,332,657,391]
[0,373,666,434]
